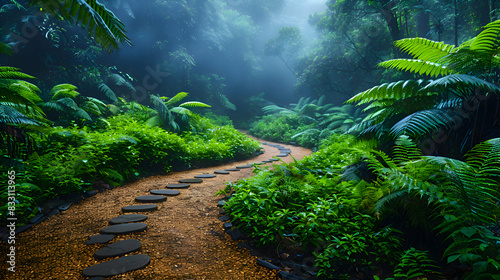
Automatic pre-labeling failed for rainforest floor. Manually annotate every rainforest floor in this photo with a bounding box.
[2,134,311,280]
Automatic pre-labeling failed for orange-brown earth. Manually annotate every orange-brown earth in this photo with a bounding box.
[1,135,311,280]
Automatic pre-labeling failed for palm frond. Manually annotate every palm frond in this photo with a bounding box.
[33,0,131,52]
[378,59,450,77]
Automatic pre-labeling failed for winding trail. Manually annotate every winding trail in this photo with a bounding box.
[3,135,311,280]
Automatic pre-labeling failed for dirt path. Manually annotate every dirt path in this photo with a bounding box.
[2,135,311,280]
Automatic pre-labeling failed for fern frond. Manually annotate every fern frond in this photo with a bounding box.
[470,19,500,51]
[0,67,35,79]
[291,129,319,139]
[178,101,211,108]
[262,104,294,115]
[390,109,462,138]
[422,74,500,95]
[347,79,430,105]
[98,83,118,102]
[0,105,43,126]
[165,91,189,106]
[50,84,79,100]
[378,59,450,77]
[144,115,163,127]
[394,37,456,62]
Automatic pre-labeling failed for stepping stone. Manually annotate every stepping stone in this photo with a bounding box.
[58,202,72,211]
[276,154,288,157]
[109,214,148,225]
[100,223,147,235]
[178,178,203,183]
[261,160,273,163]
[150,189,180,196]
[236,164,253,169]
[224,168,240,172]
[223,222,233,229]
[253,162,264,165]
[88,277,105,280]
[122,205,157,212]
[94,239,142,259]
[135,195,167,203]
[269,158,279,161]
[217,200,226,207]
[82,254,151,278]
[194,174,216,179]
[166,183,191,189]
[218,215,230,222]
[257,259,281,271]
[279,149,292,153]
[214,170,230,174]
[85,234,115,245]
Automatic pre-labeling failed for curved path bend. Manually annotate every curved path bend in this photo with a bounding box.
[3,135,311,280]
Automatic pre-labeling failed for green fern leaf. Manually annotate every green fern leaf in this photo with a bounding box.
[470,19,500,51]
[0,67,35,79]
[178,101,211,108]
[165,91,189,106]
[394,37,456,62]
[347,79,430,105]
[378,59,450,77]
[390,109,461,138]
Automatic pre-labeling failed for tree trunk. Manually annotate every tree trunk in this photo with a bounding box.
[476,0,491,28]
[454,0,458,46]
[417,10,430,38]
[381,7,400,41]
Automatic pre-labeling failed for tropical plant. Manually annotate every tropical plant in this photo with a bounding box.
[31,0,131,52]
[147,92,211,132]
[40,83,108,126]
[0,67,49,157]
[347,20,500,157]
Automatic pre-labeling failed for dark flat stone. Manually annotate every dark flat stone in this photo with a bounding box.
[224,168,240,171]
[252,162,264,165]
[57,202,72,211]
[82,254,150,277]
[217,200,226,207]
[227,228,246,240]
[150,189,180,196]
[223,222,233,229]
[257,259,281,270]
[29,214,45,224]
[88,277,105,280]
[218,215,230,222]
[85,234,115,245]
[83,190,98,198]
[178,178,203,183]
[15,224,32,234]
[214,170,230,174]
[268,158,279,161]
[236,164,253,169]
[194,174,216,178]
[47,208,60,218]
[276,154,288,157]
[109,214,148,225]
[135,195,167,203]
[166,183,191,189]
[219,208,226,215]
[261,160,273,163]
[122,204,158,212]
[279,271,306,280]
[262,143,268,145]
[100,223,147,235]
[94,239,142,259]
[279,149,292,153]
